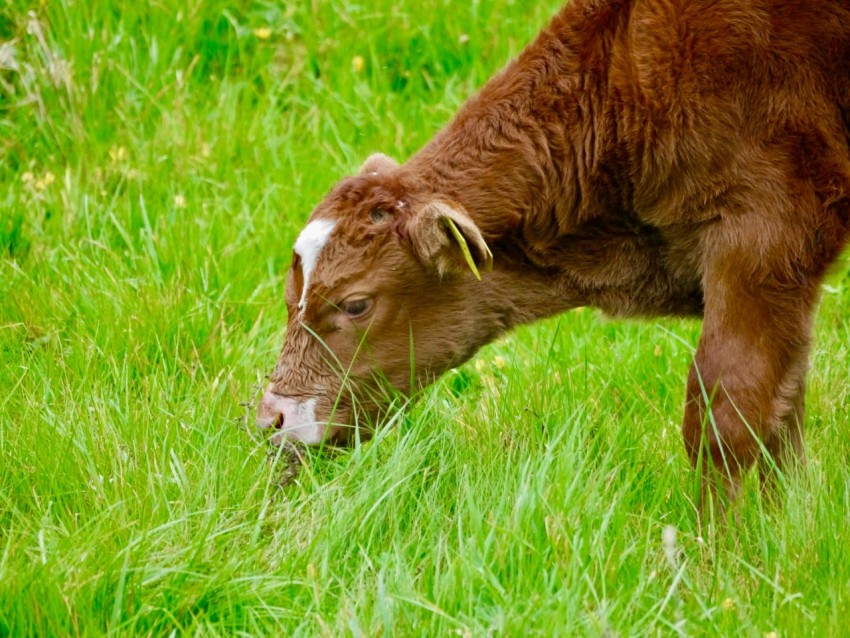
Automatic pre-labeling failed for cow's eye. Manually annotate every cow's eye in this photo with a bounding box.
[341,298,372,318]
[370,208,392,224]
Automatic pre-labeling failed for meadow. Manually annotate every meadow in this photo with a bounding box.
[2,0,849,635]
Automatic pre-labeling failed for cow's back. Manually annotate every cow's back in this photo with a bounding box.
[597,0,850,227]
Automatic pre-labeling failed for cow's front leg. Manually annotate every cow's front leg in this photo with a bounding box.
[681,248,817,517]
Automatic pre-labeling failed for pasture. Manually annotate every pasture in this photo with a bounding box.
[2,0,849,634]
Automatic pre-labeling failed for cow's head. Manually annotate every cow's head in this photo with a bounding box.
[256,154,494,446]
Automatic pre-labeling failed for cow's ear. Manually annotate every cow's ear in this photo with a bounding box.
[358,153,399,175]
[407,200,493,279]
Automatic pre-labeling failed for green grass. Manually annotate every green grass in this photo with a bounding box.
[2,0,850,635]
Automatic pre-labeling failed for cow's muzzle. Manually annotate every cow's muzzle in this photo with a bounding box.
[257,387,332,445]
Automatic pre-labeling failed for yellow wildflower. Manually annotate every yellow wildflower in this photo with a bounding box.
[109,146,128,163]
[35,171,55,190]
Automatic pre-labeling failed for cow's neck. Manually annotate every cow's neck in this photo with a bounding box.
[403,46,604,332]
[477,260,587,332]
[405,69,564,243]
[404,7,622,241]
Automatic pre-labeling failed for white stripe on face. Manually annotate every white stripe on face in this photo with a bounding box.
[293,219,337,314]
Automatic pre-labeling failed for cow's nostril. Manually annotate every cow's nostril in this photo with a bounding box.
[274,413,284,430]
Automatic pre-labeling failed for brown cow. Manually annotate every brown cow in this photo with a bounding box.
[258,0,850,504]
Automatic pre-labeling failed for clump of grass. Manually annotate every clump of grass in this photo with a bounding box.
[2,0,850,635]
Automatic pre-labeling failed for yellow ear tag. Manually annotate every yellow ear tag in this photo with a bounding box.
[443,217,481,281]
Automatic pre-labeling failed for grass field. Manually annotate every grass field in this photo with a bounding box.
[2,0,850,635]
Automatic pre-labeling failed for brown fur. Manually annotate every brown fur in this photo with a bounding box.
[260,0,850,504]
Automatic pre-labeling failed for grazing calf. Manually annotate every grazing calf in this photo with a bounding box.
[258,0,850,504]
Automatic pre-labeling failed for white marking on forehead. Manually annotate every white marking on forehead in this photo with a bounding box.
[294,219,337,313]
